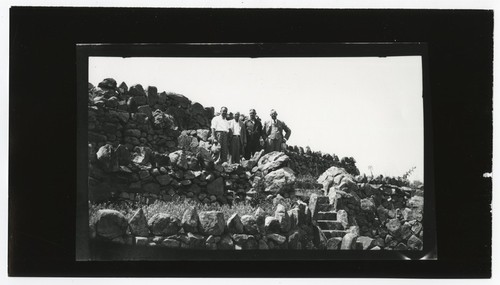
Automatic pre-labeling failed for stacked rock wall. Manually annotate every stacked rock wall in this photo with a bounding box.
[87,79,325,204]
[88,79,423,251]
[92,201,320,250]
[318,166,424,250]
[88,79,213,153]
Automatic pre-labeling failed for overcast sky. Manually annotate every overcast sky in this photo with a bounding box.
[89,56,424,181]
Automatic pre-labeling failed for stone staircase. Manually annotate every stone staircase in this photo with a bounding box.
[309,195,349,239]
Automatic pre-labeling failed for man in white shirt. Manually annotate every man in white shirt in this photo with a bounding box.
[211,107,231,163]
[229,112,247,163]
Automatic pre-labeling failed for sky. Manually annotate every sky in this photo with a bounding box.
[89,56,424,181]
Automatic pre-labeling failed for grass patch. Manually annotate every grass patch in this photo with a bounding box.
[89,196,295,227]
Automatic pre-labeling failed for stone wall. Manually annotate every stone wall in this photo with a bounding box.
[92,200,318,250]
[91,190,422,251]
[88,78,423,250]
[318,166,424,251]
[88,78,336,203]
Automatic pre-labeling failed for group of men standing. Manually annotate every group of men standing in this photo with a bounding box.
[211,107,292,164]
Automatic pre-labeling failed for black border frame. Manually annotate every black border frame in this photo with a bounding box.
[9,7,492,277]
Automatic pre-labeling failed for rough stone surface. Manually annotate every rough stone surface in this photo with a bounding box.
[341,232,358,250]
[96,144,119,172]
[407,235,423,250]
[128,208,149,237]
[266,233,286,245]
[148,213,180,236]
[95,209,128,239]
[258,151,290,172]
[263,167,296,193]
[156,174,173,186]
[275,204,291,233]
[162,238,181,248]
[181,207,200,233]
[241,215,259,235]
[227,213,244,234]
[199,211,225,236]
[386,218,402,236]
[264,216,281,234]
[218,234,235,250]
[326,237,342,250]
[232,234,258,250]
[207,177,224,197]
[356,236,375,250]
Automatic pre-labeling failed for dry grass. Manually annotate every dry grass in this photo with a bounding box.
[89,196,294,226]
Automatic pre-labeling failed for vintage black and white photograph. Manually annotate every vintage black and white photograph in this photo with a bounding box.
[80,47,428,260]
[7,5,493,278]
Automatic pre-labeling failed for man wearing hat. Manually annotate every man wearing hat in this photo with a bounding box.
[263,109,291,153]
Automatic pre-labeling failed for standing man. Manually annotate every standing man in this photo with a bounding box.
[244,109,263,159]
[263,109,291,153]
[211,107,231,163]
[229,112,247,163]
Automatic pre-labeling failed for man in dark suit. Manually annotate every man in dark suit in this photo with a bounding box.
[243,109,263,159]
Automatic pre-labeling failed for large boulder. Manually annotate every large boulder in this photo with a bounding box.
[167,92,191,108]
[274,204,291,233]
[356,236,375,250]
[96,144,119,172]
[128,208,149,237]
[258,151,290,172]
[181,207,200,233]
[196,129,210,141]
[94,209,128,239]
[312,225,328,249]
[341,232,358,250]
[241,215,259,235]
[156,174,173,186]
[114,144,131,165]
[169,150,199,170]
[152,109,176,130]
[148,213,180,236]
[263,167,296,193]
[218,234,235,250]
[178,134,198,150]
[137,105,153,118]
[407,234,423,250]
[198,211,225,236]
[98,78,117,90]
[207,177,224,197]
[317,166,358,194]
[264,216,281,234]
[129,84,146,97]
[232,234,258,250]
[227,213,244,234]
[360,198,376,212]
[386,218,402,236]
[146,86,159,106]
[326,237,342,250]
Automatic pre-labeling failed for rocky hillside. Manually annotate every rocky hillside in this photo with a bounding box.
[88,78,348,204]
[88,78,424,251]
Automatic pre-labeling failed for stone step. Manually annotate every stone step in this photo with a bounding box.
[322,229,348,239]
[316,203,335,212]
[317,220,345,231]
[316,211,337,220]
